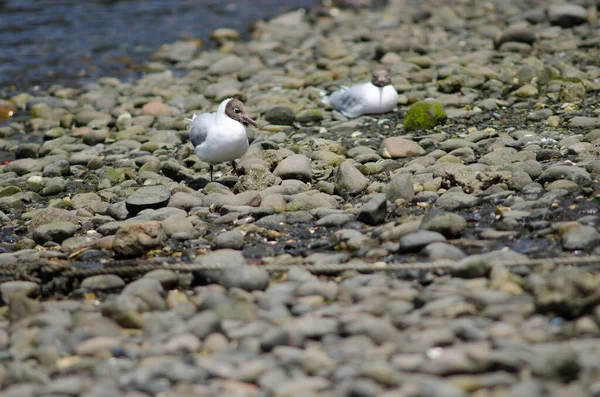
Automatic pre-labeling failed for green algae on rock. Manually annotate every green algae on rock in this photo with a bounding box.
[404,100,447,132]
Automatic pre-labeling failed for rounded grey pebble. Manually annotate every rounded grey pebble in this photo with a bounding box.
[399,230,446,252]
[349,378,385,397]
[143,269,179,289]
[125,185,172,216]
[420,210,467,238]
[32,221,80,244]
[423,242,467,261]
[0,281,40,303]
[219,267,270,291]
[264,106,295,125]
[214,230,244,250]
[80,275,126,291]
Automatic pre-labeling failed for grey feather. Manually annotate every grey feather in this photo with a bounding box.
[188,113,213,148]
[328,87,364,115]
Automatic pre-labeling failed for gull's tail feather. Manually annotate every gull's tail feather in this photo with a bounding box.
[319,89,331,105]
[185,113,198,122]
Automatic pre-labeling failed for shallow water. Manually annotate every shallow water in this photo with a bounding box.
[0,0,317,93]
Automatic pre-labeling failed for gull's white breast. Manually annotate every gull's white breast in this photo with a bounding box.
[193,114,249,164]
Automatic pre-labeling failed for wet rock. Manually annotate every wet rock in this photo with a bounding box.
[334,161,369,196]
[112,221,165,257]
[126,186,172,216]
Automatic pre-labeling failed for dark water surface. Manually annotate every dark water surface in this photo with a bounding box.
[0,0,317,94]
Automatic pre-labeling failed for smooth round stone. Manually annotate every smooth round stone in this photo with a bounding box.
[334,161,369,196]
[32,221,80,244]
[214,230,244,250]
[0,281,40,303]
[562,226,600,251]
[264,106,295,125]
[80,275,126,291]
[273,154,312,183]
[125,185,172,216]
[420,210,467,238]
[218,267,270,291]
[548,4,588,28]
[423,242,466,261]
[399,230,446,252]
[144,269,179,289]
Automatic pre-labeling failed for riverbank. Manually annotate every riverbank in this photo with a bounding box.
[1,0,600,396]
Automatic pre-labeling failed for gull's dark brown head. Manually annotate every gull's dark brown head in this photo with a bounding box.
[225,98,257,127]
[371,68,392,87]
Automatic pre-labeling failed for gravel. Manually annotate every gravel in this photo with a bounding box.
[1,0,600,395]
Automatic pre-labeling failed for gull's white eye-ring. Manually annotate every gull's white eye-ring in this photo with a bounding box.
[234,108,240,113]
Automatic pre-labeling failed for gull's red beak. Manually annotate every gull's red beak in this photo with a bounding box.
[243,115,258,127]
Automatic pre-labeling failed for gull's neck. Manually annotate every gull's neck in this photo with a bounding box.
[216,98,232,119]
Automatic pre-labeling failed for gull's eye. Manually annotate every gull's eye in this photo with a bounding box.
[234,108,240,113]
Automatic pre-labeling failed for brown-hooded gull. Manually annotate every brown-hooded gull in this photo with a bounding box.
[324,68,398,118]
[187,98,257,181]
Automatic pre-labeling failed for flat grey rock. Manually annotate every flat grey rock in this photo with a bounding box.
[126,185,172,216]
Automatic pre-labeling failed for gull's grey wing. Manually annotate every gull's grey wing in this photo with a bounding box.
[188,113,213,148]
[328,86,365,117]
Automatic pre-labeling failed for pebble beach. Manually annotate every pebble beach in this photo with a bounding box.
[1,0,600,396]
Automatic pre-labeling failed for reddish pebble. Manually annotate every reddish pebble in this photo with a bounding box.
[142,102,173,117]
